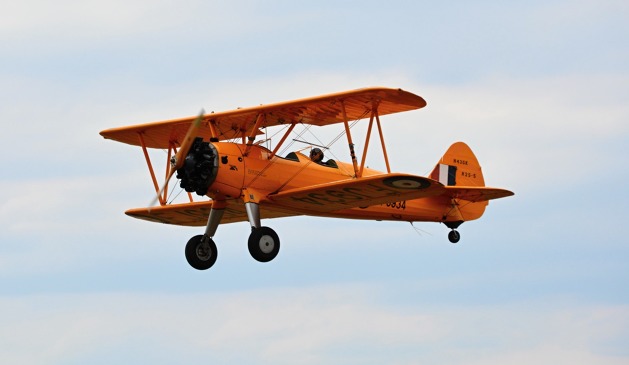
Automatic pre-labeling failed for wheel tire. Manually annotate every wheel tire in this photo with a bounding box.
[448,230,461,244]
[248,227,280,263]
[185,235,218,270]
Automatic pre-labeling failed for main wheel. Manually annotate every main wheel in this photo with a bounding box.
[185,235,218,270]
[448,230,461,244]
[248,227,280,263]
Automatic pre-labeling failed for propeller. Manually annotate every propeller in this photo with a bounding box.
[149,110,205,208]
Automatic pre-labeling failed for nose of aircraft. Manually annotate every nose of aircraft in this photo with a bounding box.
[176,138,219,196]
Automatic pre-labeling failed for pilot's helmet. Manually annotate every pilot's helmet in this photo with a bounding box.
[310,148,324,163]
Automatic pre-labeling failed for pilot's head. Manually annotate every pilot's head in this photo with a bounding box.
[309,148,324,163]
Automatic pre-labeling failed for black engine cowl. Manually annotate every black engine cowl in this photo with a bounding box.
[176,137,218,196]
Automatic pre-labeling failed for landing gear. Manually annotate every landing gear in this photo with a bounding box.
[184,202,224,270]
[183,200,281,270]
[248,226,280,262]
[444,220,463,244]
[185,235,218,270]
[448,230,461,244]
[245,201,280,263]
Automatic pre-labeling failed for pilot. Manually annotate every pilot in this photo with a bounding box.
[309,148,324,164]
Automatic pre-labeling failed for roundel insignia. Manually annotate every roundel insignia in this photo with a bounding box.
[383,176,431,189]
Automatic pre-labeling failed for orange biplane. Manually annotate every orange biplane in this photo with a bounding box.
[100,87,513,270]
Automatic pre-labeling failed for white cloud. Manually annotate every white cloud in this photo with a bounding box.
[0,171,173,276]
[0,173,143,234]
[164,72,626,197]
[1,4,627,364]
[3,69,626,276]
[0,287,627,364]
[0,0,258,42]
[386,74,629,192]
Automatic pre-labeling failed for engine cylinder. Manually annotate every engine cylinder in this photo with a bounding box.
[176,138,218,196]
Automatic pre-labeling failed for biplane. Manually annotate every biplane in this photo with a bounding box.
[100,87,513,270]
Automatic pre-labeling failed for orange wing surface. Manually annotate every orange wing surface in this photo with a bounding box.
[99,87,426,148]
[125,201,242,226]
[125,200,298,227]
[443,186,515,202]
[266,173,443,213]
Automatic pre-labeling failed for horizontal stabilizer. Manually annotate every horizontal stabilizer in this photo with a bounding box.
[443,186,514,202]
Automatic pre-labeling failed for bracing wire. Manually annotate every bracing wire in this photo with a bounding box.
[242,122,312,188]
[410,222,433,238]
[167,179,185,204]
[271,114,368,193]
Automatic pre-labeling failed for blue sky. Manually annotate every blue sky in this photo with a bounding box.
[1,0,628,364]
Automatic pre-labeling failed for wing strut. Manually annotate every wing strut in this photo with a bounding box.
[341,101,360,178]
[375,108,392,173]
[138,132,164,205]
[359,105,377,178]
[137,132,194,206]
[270,120,298,159]
[208,119,219,141]
[356,102,391,177]
[244,113,266,156]
[164,144,194,204]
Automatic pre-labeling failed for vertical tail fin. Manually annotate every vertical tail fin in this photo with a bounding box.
[429,142,488,223]
[429,142,485,187]
[428,142,513,235]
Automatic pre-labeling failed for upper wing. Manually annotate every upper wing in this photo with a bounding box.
[265,173,443,213]
[99,87,426,148]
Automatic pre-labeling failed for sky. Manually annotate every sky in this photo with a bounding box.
[1,0,628,364]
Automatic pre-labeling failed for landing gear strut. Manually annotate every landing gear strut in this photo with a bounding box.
[185,202,225,270]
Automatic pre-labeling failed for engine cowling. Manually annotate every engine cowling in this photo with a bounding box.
[176,137,218,196]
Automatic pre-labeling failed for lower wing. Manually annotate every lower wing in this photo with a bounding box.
[266,173,444,213]
[125,200,296,226]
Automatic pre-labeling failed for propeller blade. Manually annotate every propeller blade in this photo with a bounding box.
[149,110,205,209]
[171,110,205,172]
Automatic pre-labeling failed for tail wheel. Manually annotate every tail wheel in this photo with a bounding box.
[448,230,461,244]
[248,227,280,263]
[185,235,218,270]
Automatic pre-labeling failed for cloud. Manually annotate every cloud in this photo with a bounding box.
[0,171,173,276]
[0,173,145,234]
[1,286,627,364]
[1,3,627,364]
[0,0,258,42]
[7,69,626,266]
[389,74,629,192]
